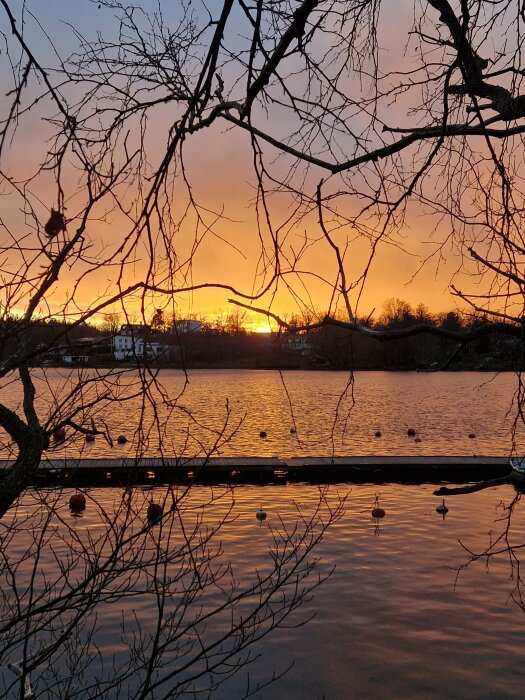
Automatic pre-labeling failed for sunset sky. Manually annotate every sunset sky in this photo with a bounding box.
[1,0,501,328]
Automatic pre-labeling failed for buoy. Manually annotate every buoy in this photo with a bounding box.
[468,432,476,439]
[372,507,385,518]
[414,437,422,443]
[256,507,267,521]
[375,431,382,438]
[371,495,386,519]
[69,493,86,512]
[290,427,297,434]
[117,435,127,444]
[436,499,449,515]
[147,502,163,522]
[53,427,66,442]
[259,431,267,438]
[86,434,95,442]
[407,428,416,436]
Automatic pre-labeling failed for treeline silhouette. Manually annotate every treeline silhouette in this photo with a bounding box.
[1,299,521,371]
[307,306,521,370]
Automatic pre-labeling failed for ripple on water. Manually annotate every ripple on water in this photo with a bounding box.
[3,481,525,698]
[1,369,524,458]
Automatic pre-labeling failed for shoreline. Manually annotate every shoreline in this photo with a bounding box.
[30,363,519,373]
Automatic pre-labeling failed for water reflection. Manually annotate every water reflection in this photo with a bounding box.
[1,370,524,459]
[243,482,525,700]
[2,482,525,698]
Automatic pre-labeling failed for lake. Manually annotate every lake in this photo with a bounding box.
[2,370,525,698]
[2,481,525,699]
[1,369,524,459]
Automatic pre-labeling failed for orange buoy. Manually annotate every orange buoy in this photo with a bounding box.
[147,502,163,522]
[468,433,476,439]
[86,434,95,442]
[53,427,66,442]
[117,435,127,444]
[371,495,386,519]
[407,428,416,436]
[290,427,297,434]
[375,431,382,438]
[414,437,422,443]
[259,431,267,438]
[69,493,86,512]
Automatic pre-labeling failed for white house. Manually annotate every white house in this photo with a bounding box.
[112,324,165,361]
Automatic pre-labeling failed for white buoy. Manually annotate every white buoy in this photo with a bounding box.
[436,499,449,515]
[256,507,267,521]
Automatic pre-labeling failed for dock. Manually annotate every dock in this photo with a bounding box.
[0,455,514,486]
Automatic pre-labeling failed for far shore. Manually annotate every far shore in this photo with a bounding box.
[31,359,520,372]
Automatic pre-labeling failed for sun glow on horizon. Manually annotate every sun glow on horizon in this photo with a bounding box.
[252,321,274,334]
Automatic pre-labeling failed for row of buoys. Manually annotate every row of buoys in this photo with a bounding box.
[371,428,477,440]
[58,426,477,444]
[370,497,450,519]
[68,495,449,523]
[259,428,297,437]
[254,499,450,523]
[69,493,165,522]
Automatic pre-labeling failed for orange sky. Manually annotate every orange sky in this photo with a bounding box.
[2,1,482,327]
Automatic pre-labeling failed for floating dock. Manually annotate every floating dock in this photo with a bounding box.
[0,455,513,485]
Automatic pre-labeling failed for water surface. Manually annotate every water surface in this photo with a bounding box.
[1,370,523,459]
[2,482,525,698]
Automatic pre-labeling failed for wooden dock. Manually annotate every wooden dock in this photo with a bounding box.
[0,455,513,486]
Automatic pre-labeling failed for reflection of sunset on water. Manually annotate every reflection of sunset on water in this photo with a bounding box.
[2,370,523,460]
[4,481,525,698]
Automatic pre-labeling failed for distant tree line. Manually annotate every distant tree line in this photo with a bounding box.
[0,299,521,371]
[290,298,522,370]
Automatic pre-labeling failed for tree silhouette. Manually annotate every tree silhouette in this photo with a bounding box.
[1,0,525,695]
